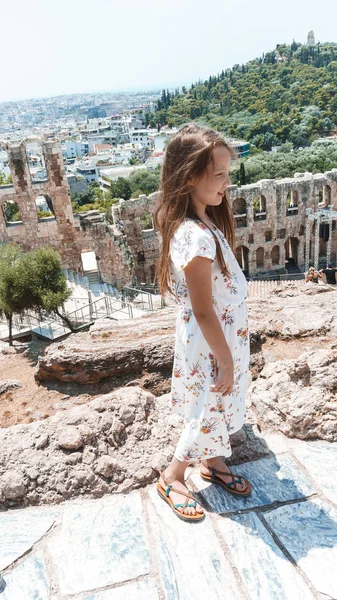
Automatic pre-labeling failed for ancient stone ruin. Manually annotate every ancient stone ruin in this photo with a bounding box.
[1,139,337,285]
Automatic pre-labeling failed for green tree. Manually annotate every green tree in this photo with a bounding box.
[110,177,132,200]
[239,162,246,186]
[0,245,72,345]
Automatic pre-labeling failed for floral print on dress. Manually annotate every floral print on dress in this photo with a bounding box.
[168,218,250,461]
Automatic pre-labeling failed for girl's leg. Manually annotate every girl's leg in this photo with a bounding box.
[159,457,204,516]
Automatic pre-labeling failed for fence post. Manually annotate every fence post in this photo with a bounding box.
[88,290,93,320]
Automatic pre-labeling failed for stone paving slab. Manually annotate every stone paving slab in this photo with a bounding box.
[147,486,243,600]
[0,552,50,600]
[48,491,151,596]
[292,441,337,505]
[215,511,315,600]
[190,455,316,514]
[82,578,159,599]
[0,506,60,570]
[264,498,337,600]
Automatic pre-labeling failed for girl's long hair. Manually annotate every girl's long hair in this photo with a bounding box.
[154,122,237,298]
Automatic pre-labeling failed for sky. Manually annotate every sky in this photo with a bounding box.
[1,0,337,103]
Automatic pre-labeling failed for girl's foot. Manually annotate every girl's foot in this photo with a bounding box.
[158,470,204,517]
[200,457,248,492]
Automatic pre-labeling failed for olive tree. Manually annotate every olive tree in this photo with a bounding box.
[0,245,73,345]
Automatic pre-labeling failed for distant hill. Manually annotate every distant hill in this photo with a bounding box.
[148,41,337,150]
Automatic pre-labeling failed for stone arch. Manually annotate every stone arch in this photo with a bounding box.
[253,194,267,221]
[232,197,247,228]
[235,245,249,275]
[256,247,264,268]
[271,245,280,265]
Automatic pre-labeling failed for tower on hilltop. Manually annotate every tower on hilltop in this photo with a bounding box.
[307,30,315,46]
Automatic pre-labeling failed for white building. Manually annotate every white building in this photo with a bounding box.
[129,129,153,149]
[64,140,94,158]
[76,165,99,184]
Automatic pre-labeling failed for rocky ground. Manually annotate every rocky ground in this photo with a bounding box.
[0,283,336,510]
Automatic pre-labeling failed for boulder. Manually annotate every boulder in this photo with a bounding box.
[248,348,337,441]
[0,385,267,510]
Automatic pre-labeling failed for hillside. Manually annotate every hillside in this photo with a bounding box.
[149,41,337,150]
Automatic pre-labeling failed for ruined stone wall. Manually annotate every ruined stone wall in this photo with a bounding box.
[228,171,337,274]
[0,140,132,287]
[1,138,337,284]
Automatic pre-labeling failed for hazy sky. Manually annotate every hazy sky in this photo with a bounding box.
[2,0,336,102]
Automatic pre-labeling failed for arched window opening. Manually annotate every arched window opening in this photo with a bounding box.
[253,195,266,221]
[235,246,249,275]
[286,190,299,215]
[256,247,264,268]
[233,198,247,228]
[0,148,11,186]
[285,237,299,266]
[3,200,22,226]
[318,188,324,206]
[271,245,280,265]
[140,211,153,230]
[26,141,47,181]
[35,195,55,220]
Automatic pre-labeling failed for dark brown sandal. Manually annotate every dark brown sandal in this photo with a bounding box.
[200,465,252,496]
[157,472,205,522]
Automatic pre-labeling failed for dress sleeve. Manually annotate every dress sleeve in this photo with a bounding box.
[170,221,216,271]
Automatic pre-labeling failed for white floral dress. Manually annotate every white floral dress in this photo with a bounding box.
[168,217,250,462]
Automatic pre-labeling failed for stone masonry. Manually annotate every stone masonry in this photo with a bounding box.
[1,139,337,285]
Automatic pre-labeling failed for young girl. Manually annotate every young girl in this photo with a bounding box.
[154,123,252,523]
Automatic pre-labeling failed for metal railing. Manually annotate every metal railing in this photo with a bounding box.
[0,312,69,341]
[121,286,165,310]
[64,294,134,324]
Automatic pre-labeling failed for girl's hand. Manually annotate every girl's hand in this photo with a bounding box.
[210,355,234,396]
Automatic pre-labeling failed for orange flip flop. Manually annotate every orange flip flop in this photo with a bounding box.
[200,465,252,496]
[157,472,205,523]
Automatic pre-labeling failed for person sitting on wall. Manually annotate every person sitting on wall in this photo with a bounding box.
[305,266,322,284]
[321,263,337,286]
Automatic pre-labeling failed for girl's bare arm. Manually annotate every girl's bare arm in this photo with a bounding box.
[184,256,234,393]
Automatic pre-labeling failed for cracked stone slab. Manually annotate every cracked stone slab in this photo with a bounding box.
[215,511,315,600]
[190,455,316,514]
[49,491,151,596]
[0,506,61,570]
[147,485,243,600]
[0,552,50,600]
[291,441,337,504]
[264,498,337,600]
[82,578,159,599]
